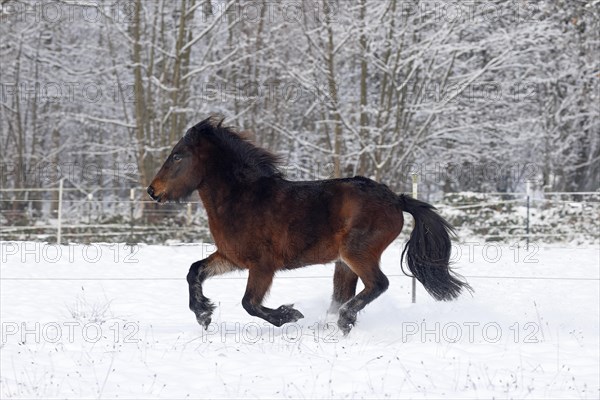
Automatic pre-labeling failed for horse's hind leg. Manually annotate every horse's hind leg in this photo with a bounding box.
[337,253,389,335]
[242,268,304,327]
[187,252,239,329]
[328,261,358,313]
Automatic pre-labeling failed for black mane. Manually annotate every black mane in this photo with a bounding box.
[187,116,283,180]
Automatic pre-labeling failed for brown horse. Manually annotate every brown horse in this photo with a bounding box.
[147,117,471,334]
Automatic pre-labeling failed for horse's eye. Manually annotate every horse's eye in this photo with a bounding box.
[172,153,182,161]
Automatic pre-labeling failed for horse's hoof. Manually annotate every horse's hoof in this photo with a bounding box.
[338,321,353,336]
[337,308,356,335]
[287,308,304,323]
[196,312,212,329]
[275,304,304,326]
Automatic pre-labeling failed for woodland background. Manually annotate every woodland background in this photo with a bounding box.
[1,0,598,220]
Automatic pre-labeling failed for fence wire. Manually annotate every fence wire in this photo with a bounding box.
[1,187,599,244]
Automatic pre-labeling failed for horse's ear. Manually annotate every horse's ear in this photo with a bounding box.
[192,115,225,132]
[193,116,213,131]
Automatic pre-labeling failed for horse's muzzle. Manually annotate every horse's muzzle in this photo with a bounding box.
[147,185,162,202]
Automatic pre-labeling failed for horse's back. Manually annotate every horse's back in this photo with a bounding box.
[272,176,404,266]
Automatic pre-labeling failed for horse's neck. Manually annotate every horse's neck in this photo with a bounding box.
[197,175,236,216]
[197,177,242,248]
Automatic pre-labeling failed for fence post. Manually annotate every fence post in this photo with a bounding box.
[526,181,531,250]
[57,178,64,245]
[411,173,418,304]
[129,188,135,250]
[87,193,93,224]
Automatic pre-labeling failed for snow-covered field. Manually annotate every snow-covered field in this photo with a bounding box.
[1,240,598,399]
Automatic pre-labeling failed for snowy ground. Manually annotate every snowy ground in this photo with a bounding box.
[1,240,598,399]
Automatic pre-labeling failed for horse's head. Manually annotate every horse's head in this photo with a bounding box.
[147,116,282,202]
[147,120,215,203]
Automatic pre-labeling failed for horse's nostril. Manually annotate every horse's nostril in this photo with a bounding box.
[147,186,155,198]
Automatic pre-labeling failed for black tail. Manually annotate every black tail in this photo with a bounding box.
[399,194,472,301]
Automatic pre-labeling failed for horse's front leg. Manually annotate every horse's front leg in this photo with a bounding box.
[187,252,239,329]
[241,268,304,327]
